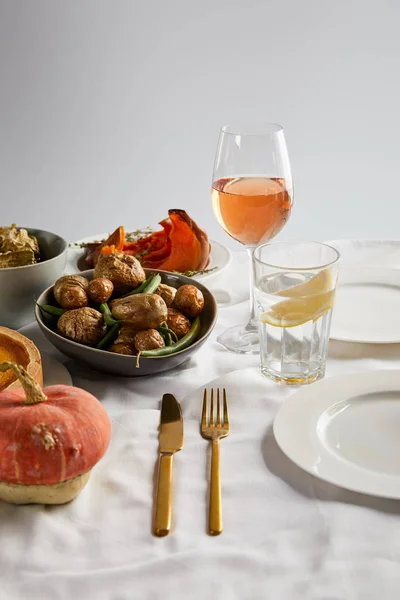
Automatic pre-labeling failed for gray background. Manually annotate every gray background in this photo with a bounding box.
[1,0,399,250]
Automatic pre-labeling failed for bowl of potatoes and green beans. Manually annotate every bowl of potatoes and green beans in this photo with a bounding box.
[34,252,217,377]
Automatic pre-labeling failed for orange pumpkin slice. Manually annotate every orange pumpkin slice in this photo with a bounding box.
[83,211,211,272]
[85,226,125,267]
[0,327,42,392]
[141,210,211,272]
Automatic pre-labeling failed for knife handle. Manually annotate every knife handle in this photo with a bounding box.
[154,453,173,536]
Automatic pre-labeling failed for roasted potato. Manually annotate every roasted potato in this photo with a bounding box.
[109,324,137,355]
[155,283,176,307]
[114,323,137,344]
[87,277,114,304]
[166,307,191,339]
[57,307,107,346]
[174,284,204,318]
[134,329,165,352]
[53,275,89,310]
[109,343,135,355]
[94,252,146,294]
[110,294,167,330]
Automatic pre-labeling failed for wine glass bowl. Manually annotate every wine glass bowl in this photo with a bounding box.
[211,176,292,247]
[211,123,293,354]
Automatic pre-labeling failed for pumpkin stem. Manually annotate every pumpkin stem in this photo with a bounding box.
[0,362,47,404]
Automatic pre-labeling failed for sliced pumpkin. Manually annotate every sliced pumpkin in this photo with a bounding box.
[0,327,42,392]
[84,211,210,273]
[168,210,210,271]
[142,211,202,271]
[85,226,125,267]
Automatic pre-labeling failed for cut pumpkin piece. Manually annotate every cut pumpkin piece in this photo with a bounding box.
[141,210,206,272]
[0,327,43,392]
[174,210,211,271]
[86,226,125,267]
[85,210,210,273]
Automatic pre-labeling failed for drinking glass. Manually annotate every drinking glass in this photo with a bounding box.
[211,123,293,354]
[253,241,340,384]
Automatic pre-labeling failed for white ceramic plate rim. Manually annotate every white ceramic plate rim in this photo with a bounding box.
[66,234,232,281]
[330,267,400,344]
[326,239,400,344]
[273,369,400,499]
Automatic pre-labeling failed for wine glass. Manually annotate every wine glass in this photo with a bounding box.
[211,123,293,354]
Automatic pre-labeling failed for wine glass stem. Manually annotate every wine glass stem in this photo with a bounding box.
[245,246,258,331]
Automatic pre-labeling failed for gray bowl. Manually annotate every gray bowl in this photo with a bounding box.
[0,228,68,329]
[35,269,218,377]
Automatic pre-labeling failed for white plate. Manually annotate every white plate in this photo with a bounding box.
[42,353,72,386]
[274,370,400,499]
[66,233,231,282]
[331,267,400,343]
[327,239,400,343]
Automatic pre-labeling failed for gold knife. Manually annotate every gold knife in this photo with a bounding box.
[154,393,184,537]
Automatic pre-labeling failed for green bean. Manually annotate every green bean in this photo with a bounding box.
[35,301,66,317]
[158,327,168,343]
[159,322,178,343]
[168,329,178,343]
[142,273,162,294]
[142,317,201,357]
[122,276,153,298]
[159,322,176,339]
[121,273,162,299]
[159,328,172,346]
[99,302,118,327]
[96,322,120,350]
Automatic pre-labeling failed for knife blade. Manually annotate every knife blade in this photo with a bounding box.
[154,393,184,536]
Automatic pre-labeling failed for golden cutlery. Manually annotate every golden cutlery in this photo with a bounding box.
[201,388,230,536]
[154,393,184,537]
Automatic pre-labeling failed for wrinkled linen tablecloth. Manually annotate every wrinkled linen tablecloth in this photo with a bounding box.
[3,243,400,600]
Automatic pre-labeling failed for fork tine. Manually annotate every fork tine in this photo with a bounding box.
[202,389,207,428]
[223,388,229,427]
[216,389,221,427]
[210,388,214,427]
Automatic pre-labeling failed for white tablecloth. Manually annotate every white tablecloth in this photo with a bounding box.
[3,244,400,600]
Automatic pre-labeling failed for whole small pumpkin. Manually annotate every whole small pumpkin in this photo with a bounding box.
[0,361,112,505]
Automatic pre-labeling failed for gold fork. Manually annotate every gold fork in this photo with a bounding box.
[201,388,230,536]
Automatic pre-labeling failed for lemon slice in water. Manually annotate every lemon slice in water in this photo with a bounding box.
[260,269,335,328]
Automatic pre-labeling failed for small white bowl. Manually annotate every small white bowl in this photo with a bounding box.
[0,228,68,329]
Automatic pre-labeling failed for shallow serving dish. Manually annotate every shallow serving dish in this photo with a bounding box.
[0,228,68,329]
[35,269,218,377]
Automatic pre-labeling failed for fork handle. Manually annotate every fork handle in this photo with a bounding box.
[154,453,173,536]
[209,439,222,535]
